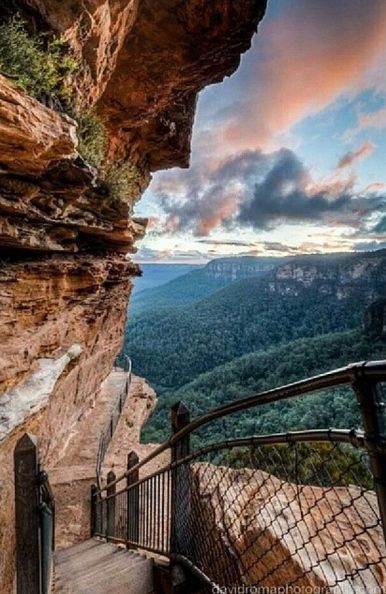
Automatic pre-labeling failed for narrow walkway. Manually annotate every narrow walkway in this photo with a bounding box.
[49,369,128,548]
[49,373,160,549]
[54,539,154,594]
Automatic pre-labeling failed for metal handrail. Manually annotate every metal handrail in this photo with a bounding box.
[96,359,386,494]
[96,355,132,489]
[99,429,373,502]
[91,359,386,590]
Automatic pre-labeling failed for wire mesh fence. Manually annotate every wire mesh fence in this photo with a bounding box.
[174,439,386,593]
[92,361,386,592]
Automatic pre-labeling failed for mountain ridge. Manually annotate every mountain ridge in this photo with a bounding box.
[125,249,386,392]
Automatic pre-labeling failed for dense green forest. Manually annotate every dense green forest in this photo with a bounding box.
[130,255,287,314]
[125,279,365,391]
[142,329,386,443]
[130,266,229,315]
[123,253,386,446]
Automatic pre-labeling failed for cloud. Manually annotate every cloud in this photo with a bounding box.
[342,105,386,142]
[358,106,386,130]
[260,240,355,255]
[153,147,386,236]
[237,149,352,229]
[135,246,208,263]
[196,0,386,155]
[354,240,386,252]
[363,182,386,193]
[337,141,376,170]
[371,215,386,234]
[196,239,258,248]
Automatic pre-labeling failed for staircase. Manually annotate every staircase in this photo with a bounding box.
[54,540,154,594]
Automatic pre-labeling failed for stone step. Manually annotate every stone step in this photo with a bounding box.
[53,539,154,594]
[55,552,144,587]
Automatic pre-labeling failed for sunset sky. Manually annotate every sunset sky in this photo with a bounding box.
[135,0,386,263]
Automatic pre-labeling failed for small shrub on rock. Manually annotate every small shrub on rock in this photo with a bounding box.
[0,14,78,101]
[103,161,142,205]
[76,109,107,169]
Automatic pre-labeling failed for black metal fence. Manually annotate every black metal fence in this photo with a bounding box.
[92,361,386,592]
[14,434,55,594]
[96,355,132,489]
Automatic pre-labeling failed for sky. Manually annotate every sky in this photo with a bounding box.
[134,0,386,263]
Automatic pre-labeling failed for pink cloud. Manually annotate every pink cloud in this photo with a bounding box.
[219,0,386,152]
[358,107,386,130]
[337,141,376,170]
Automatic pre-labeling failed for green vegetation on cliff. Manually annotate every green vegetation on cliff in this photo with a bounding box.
[0,15,77,101]
[0,15,142,204]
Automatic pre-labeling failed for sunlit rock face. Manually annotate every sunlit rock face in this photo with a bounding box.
[18,0,266,169]
[269,251,386,298]
[0,75,146,253]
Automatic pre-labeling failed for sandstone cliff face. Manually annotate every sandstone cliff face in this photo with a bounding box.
[205,257,286,281]
[0,75,146,253]
[18,0,266,169]
[0,2,267,592]
[268,251,386,299]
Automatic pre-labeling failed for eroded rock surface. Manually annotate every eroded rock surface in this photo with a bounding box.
[0,75,77,174]
[19,0,267,168]
[189,464,386,592]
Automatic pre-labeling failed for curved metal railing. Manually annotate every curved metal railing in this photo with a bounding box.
[95,355,132,490]
[92,360,386,591]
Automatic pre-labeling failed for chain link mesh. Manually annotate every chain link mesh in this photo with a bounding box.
[173,441,386,593]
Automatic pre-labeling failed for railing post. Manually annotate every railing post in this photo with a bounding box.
[14,433,41,594]
[354,375,386,541]
[106,470,116,541]
[90,484,97,537]
[170,401,191,555]
[127,451,139,548]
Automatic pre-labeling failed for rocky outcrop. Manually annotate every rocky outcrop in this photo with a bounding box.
[0,254,139,453]
[205,256,288,281]
[268,250,386,299]
[190,464,386,591]
[0,75,77,174]
[0,75,147,253]
[18,0,267,169]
